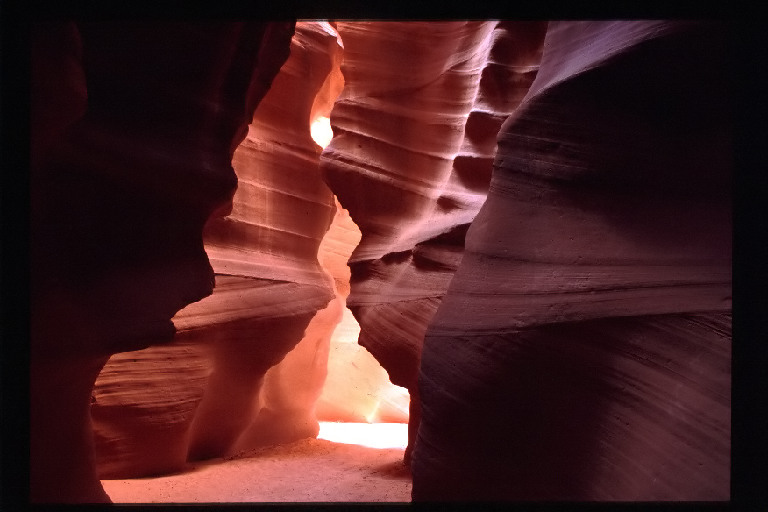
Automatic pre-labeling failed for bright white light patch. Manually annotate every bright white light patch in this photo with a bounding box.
[317,422,408,450]
[310,116,334,149]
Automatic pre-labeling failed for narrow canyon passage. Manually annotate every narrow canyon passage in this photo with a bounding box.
[29,20,733,504]
[99,304,413,503]
[96,23,412,502]
[99,269,412,503]
[102,338,412,504]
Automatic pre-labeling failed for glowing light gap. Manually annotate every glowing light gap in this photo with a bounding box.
[317,422,408,450]
[310,116,334,149]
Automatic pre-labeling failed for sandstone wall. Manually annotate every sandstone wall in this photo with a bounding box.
[31,21,295,502]
[319,21,548,459]
[89,22,345,478]
[30,20,733,503]
[411,20,732,500]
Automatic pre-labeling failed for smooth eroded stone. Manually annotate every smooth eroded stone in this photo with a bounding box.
[92,22,345,476]
[31,21,294,502]
[320,21,547,461]
[413,21,731,500]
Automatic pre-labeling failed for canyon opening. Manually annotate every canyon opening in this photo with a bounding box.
[29,19,732,504]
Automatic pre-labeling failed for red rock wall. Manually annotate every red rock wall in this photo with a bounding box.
[411,20,732,500]
[31,19,733,503]
[230,197,360,453]
[89,22,345,478]
[185,21,342,462]
[319,20,547,460]
[31,21,294,502]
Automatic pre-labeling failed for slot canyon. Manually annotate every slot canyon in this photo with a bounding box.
[29,19,732,503]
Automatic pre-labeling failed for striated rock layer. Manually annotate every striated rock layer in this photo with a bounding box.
[31,21,295,502]
[90,21,345,478]
[185,21,342,462]
[33,19,733,504]
[412,21,732,500]
[320,21,547,460]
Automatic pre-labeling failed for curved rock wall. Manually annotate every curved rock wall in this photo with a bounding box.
[319,21,547,460]
[31,21,294,502]
[90,21,344,478]
[185,21,341,462]
[31,19,733,503]
[412,20,732,500]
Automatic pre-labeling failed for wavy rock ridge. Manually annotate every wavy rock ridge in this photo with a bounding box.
[30,19,732,503]
[90,22,346,479]
[320,20,548,460]
[412,21,731,500]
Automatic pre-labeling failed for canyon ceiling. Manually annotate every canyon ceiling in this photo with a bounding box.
[30,20,732,503]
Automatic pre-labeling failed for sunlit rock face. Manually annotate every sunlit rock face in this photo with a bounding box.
[412,21,732,500]
[31,21,294,502]
[186,21,343,462]
[90,21,344,477]
[225,196,355,456]
[319,21,547,460]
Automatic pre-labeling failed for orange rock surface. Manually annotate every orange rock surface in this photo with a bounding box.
[30,20,734,504]
[320,21,548,460]
[90,22,345,477]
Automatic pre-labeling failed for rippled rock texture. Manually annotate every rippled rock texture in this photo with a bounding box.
[89,22,345,479]
[320,21,548,461]
[411,21,732,501]
[31,21,295,502]
[31,19,733,504]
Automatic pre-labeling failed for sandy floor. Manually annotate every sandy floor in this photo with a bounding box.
[102,423,412,503]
